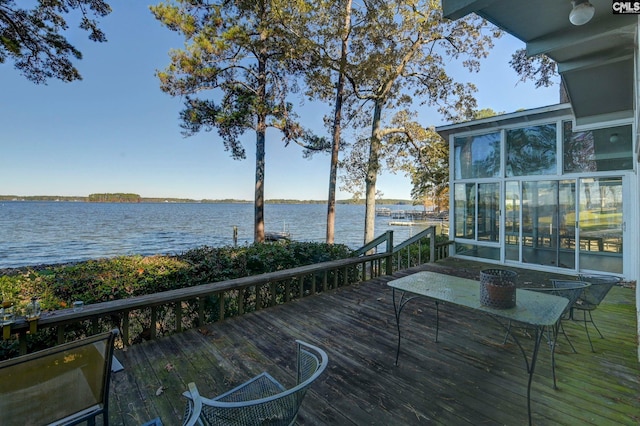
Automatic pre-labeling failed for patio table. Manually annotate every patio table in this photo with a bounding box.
[388,271,568,426]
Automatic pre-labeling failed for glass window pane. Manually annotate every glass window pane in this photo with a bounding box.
[478,183,500,242]
[506,124,557,176]
[563,122,633,172]
[454,132,501,179]
[455,243,500,261]
[518,180,575,269]
[505,181,520,261]
[558,180,576,269]
[579,177,623,273]
[522,180,558,267]
[454,183,475,239]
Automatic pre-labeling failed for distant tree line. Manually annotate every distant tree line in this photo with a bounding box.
[0,194,416,205]
[88,193,141,203]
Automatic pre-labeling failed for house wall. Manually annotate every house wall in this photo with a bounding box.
[635,27,640,360]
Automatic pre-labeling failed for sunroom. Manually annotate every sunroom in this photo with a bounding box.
[436,0,640,358]
[436,104,635,279]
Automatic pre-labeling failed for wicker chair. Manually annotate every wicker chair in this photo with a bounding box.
[182,340,328,426]
[573,274,622,352]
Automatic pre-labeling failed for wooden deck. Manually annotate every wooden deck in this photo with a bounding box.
[109,262,639,425]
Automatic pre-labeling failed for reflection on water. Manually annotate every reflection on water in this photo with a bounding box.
[0,202,436,268]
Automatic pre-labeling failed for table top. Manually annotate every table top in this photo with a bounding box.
[388,271,568,327]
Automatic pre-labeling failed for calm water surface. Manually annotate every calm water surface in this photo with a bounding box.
[0,202,430,268]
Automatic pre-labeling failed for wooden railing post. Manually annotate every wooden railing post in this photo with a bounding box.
[270,282,277,306]
[256,285,262,310]
[122,312,130,345]
[175,302,183,333]
[429,226,436,263]
[238,289,245,315]
[386,230,394,276]
[198,297,205,326]
[218,292,225,320]
[150,307,157,340]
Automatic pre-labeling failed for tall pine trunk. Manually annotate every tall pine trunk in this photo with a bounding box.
[255,29,268,243]
[326,0,352,244]
[364,99,383,244]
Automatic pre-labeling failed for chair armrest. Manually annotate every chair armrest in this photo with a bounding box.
[183,383,203,426]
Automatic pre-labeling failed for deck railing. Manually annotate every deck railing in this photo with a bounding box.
[354,226,452,271]
[5,230,452,355]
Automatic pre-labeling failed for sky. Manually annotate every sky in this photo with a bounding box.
[0,2,561,201]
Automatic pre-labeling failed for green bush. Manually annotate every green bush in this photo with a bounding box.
[1,241,355,313]
[0,241,355,359]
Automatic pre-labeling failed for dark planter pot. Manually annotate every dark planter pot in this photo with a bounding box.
[480,269,517,309]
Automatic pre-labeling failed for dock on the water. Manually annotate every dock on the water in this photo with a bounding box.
[388,221,418,226]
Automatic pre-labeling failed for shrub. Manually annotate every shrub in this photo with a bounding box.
[1,241,355,359]
[1,241,354,312]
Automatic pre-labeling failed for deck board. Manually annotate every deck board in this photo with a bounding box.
[109,263,639,425]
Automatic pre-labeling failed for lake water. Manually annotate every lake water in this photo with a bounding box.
[0,202,433,269]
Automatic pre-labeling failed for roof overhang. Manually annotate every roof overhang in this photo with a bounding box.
[435,103,573,140]
[441,1,637,125]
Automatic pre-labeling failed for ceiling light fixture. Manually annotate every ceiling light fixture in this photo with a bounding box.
[569,0,595,25]
[609,133,619,144]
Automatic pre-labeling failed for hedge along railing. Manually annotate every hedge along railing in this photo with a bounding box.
[4,230,453,356]
[5,251,392,355]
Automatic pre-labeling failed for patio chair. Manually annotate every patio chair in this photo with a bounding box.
[0,329,118,426]
[182,340,328,426]
[505,281,589,389]
[547,280,592,353]
[573,274,622,352]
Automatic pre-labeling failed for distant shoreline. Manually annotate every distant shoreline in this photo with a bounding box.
[0,195,416,205]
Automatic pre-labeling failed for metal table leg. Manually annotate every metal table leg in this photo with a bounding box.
[492,317,549,426]
[392,288,422,366]
[526,326,546,426]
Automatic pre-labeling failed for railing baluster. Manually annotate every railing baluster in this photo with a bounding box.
[285,280,291,302]
[218,291,225,320]
[256,284,262,310]
[198,296,205,326]
[311,273,317,295]
[238,289,245,315]
[175,301,183,333]
[57,325,65,344]
[122,312,130,345]
[150,307,157,340]
[270,282,277,307]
